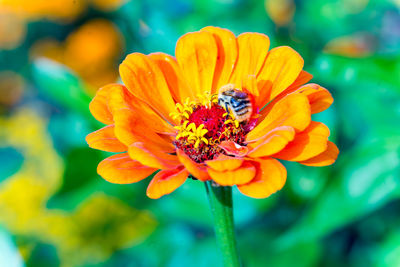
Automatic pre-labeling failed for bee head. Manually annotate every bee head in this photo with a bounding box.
[218,84,236,96]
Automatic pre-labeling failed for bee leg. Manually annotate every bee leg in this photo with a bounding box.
[225,102,230,114]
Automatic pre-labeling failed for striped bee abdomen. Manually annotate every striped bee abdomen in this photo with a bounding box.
[230,96,250,108]
[217,86,253,123]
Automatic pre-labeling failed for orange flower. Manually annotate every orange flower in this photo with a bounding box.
[86,26,339,199]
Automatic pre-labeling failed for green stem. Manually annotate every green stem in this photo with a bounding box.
[205,181,241,267]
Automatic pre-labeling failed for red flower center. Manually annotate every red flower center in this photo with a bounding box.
[174,103,248,163]
[189,105,226,138]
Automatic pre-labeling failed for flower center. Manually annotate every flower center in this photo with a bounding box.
[170,92,248,163]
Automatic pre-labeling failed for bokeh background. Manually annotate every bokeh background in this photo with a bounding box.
[0,0,399,266]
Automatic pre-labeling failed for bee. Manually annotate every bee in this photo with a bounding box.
[218,84,253,123]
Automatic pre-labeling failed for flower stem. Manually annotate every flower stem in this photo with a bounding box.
[205,181,241,267]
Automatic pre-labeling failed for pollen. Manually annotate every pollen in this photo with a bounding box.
[172,92,248,163]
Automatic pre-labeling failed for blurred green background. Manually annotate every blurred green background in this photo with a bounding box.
[0,0,399,266]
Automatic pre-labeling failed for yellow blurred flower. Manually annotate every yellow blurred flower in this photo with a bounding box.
[63,194,156,266]
[0,108,156,266]
[0,10,26,50]
[0,0,85,22]
[0,108,63,233]
[40,194,157,267]
[265,0,295,26]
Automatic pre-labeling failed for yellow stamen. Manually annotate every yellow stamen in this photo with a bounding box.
[173,92,223,148]
[170,98,197,122]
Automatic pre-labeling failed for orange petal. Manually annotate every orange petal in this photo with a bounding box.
[300,141,339,166]
[201,26,238,93]
[176,150,210,181]
[149,52,193,102]
[89,84,114,124]
[113,108,174,152]
[247,93,311,141]
[229,32,270,86]
[207,161,256,186]
[108,84,175,135]
[296,83,333,114]
[238,158,286,198]
[205,154,244,171]
[175,31,218,96]
[97,153,157,184]
[128,142,181,170]
[273,121,330,161]
[147,167,189,199]
[119,53,177,124]
[247,126,295,158]
[257,46,304,107]
[86,125,127,152]
[241,74,261,111]
[218,141,249,157]
[258,70,313,119]
[285,70,313,92]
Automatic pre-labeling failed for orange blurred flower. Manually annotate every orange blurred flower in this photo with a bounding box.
[0,71,25,108]
[324,33,374,58]
[64,19,123,90]
[86,27,339,199]
[31,19,124,93]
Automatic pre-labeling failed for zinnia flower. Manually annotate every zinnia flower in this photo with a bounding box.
[86,26,339,199]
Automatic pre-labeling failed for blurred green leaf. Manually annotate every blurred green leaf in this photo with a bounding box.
[312,54,400,91]
[31,58,93,119]
[0,147,24,182]
[278,145,400,247]
[50,147,101,199]
[376,231,400,267]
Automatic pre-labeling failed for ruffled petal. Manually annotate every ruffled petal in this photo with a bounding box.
[147,167,189,199]
[113,108,175,152]
[86,125,127,152]
[205,154,244,171]
[177,149,210,181]
[207,161,256,186]
[128,142,181,170]
[218,141,249,157]
[257,46,304,107]
[300,141,339,166]
[119,53,177,124]
[229,33,270,86]
[149,52,193,103]
[97,153,157,184]
[89,84,114,124]
[258,70,313,119]
[285,70,313,92]
[175,31,218,96]
[237,158,286,198]
[247,93,311,141]
[247,126,295,158]
[296,84,333,114]
[241,74,261,110]
[200,26,238,93]
[108,84,175,135]
[273,121,330,161]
